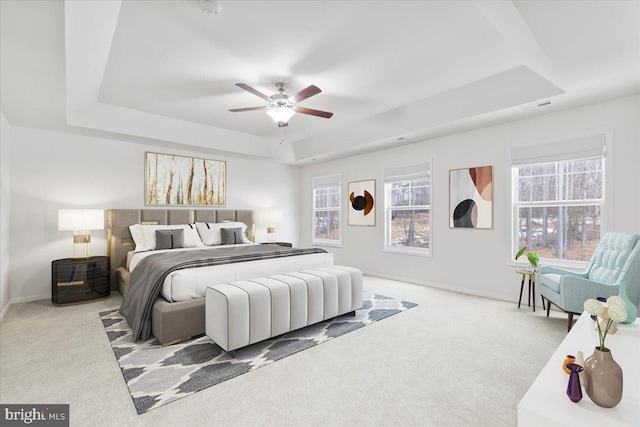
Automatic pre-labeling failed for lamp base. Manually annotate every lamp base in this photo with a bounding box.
[73,234,91,258]
[266,227,276,243]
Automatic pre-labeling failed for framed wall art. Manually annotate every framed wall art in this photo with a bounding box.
[449,165,493,229]
[145,152,226,206]
[348,179,376,226]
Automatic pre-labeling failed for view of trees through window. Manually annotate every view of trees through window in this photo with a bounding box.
[387,179,430,250]
[313,185,341,242]
[515,158,603,262]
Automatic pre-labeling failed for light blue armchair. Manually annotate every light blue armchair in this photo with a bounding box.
[539,232,640,331]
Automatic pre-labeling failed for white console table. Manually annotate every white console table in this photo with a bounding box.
[518,312,639,426]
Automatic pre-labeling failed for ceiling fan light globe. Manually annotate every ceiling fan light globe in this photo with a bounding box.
[266,106,295,123]
[200,0,221,14]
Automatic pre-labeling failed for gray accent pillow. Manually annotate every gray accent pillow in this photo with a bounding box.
[155,229,185,250]
[220,227,244,245]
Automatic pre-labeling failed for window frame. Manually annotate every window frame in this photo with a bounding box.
[383,162,432,256]
[508,133,612,269]
[311,173,343,247]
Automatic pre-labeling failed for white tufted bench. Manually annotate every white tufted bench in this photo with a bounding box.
[205,266,363,354]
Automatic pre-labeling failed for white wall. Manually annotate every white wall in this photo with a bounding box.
[0,111,11,319]
[300,95,640,303]
[9,127,301,301]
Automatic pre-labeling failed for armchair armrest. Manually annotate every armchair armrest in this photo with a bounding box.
[539,265,588,278]
[560,276,619,313]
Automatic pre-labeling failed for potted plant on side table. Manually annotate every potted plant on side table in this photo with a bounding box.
[515,246,540,272]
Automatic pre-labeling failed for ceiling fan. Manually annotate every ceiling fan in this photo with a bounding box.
[229,82,333,127]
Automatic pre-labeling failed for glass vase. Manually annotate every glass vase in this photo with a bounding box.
[618,280,637,324]
[566,363,583,402]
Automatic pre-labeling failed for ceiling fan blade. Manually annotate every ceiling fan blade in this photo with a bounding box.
[278,121,289,128]
[295,106,333,119]
[289,85,321,103]
[235,83,271,101]
[229,106,267,112]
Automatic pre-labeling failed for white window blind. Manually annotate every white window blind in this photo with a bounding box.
[511,134,604,166]
[383,162,430,182]
[312,173,342,188]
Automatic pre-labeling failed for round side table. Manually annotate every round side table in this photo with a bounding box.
[515,270,544,312]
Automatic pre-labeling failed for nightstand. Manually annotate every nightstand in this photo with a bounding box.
[52,256,110,305]
[260,242,293,247]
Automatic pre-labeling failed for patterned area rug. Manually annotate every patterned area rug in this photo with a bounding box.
[100,292,416,415]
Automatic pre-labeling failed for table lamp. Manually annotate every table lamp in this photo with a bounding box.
[258,210,282,243]
[58,209,104,258]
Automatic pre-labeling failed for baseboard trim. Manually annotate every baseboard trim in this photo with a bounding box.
[10,294,50,304]
[0,300,10,322]
[362,270,548,309]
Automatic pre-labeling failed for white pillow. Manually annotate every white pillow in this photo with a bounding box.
[138,224,205,251]
[129,224,145,251]
[195,222,225,246]
[196,222,253,245]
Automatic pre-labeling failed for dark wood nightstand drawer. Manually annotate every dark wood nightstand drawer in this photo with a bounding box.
[52,256,110,305]
[260,242,293,247]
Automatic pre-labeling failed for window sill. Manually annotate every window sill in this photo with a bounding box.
[383,247,431,257]
[508,258,587,272]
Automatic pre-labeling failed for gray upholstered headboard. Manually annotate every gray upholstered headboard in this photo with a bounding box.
[107,209,255,289]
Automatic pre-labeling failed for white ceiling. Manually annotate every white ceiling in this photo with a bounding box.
[1,0,638,164]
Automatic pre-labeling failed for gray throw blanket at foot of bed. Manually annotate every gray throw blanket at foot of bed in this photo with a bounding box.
[120,245,328,342]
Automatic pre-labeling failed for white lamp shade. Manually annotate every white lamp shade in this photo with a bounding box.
[266,106,295,123]
[58,209,104,231]
[258,210,283,225]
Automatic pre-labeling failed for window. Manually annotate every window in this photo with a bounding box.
[384,162,431,255]
[312,173,342,246]
[511,134,606,263]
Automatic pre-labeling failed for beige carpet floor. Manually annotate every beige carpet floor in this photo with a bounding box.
[0,276,567,426]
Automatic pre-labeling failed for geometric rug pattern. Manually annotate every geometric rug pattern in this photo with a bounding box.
[100,292,417,415]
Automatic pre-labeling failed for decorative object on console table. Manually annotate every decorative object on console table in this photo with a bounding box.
[618,281,637,324]
[582,297,628,408]
[348,179,375,226]
[52,256,110,305]
[566,363,584,402]
[562,355,576,374]
[58,209,104,258]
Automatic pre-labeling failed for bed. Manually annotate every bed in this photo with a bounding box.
[107,209,333,345]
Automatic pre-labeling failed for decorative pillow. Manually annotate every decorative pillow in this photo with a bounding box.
[155,229,185,250]
[195,222,225,246]
[221,227,244,245]
[137,224,205,251]
[221,222,253,244]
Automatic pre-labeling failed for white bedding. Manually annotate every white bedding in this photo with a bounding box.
[127,245,334,302]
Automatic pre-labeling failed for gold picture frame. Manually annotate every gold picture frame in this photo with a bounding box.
[145,152,226,206]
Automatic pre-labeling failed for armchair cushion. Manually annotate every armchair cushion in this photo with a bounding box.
[540,274,562,293]
[588,233,637,283]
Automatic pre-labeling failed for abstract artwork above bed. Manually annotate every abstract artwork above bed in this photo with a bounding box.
[145,152,226,206]
[101,292,417,415]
